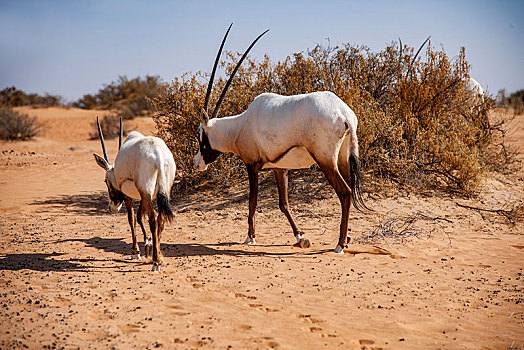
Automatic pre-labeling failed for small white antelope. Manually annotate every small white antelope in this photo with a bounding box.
[467,77,485,101]
[93,117,176,271]
[193,25,369,254]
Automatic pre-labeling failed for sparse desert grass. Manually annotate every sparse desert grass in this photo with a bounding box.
[151,40,517,196]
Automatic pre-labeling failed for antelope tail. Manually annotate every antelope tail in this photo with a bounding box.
[349,153,371,212]
[156,164,174,223]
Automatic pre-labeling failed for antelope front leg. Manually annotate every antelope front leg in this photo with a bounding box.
[124,197,141,260]
[244,164,259,245]
[274,169,310,248]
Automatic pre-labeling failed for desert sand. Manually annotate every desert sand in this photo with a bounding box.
[0,106,523,349]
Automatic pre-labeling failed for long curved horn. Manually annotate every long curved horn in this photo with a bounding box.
[118,117,123,150]
[203,23,233,120]
[398,37,403,63]
[411,35,431,66]
[96,116,109,162]
[406,35,430,79]
[211,28,269,119]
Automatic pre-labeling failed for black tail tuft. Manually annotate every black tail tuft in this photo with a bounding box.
[349,154,372,213]
[157,192,174,223]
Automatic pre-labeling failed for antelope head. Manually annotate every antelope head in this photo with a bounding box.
[193,24,269,171]
[93,117,125,213]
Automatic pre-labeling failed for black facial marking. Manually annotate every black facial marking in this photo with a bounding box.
[198,130,221,165]
[106,180,125,206]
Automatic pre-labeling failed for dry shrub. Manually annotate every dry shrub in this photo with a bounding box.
[497,89,524,116]
[150,40,516,196]
[0,106,40,140]
[1,87,63,107]
[75,75,162,119]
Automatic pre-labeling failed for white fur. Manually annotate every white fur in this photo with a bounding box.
[194,91,358,170]
[334,245,344,254]
[467,78,485,101]
[96,131,176,209]
[243,236,257,245]
[194,91,360,252]
[113,132,176,200]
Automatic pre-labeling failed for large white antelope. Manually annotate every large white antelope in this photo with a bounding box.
[193,25,369,254]
[93,117,176,271]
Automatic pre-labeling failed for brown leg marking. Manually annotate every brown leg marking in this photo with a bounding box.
[124,197,140,259]
[157,212,165,243]
[246,163,261,243]
[337,148,353,243]
[137,201,152,258]
[316,160,352,249]
[274,169,309,248]
[139,192,162,271]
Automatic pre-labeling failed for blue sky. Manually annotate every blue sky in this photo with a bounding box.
[1,0,522,101]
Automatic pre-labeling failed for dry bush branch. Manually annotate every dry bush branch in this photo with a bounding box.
[355,212,451,245]
[456,202,524,226]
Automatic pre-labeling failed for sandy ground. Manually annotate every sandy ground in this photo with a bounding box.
[0,106,523,349]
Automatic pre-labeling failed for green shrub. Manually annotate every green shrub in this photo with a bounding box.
[150,41,515,196]
[0,106,40,140]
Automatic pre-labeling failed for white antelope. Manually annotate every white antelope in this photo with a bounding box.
[467,77,485,101]
[193,25,369,254]
[93,117,176,271]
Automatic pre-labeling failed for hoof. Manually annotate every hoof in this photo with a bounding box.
[293,238,311,248]
[243,236,256,245]
[129,253,142,261]
[151,263,160,272]
[334,245,344,255]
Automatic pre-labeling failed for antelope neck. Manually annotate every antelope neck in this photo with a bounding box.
[206,114,244,155]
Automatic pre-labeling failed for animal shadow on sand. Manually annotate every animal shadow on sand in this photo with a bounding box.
[30,192,110,216]
[56,236,330,259]
[29,168,332,217]
[56,237,390,267]
[0,252,100,272]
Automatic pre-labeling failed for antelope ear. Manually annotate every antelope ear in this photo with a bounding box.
[94,153,110,171]
[201,109,210,126]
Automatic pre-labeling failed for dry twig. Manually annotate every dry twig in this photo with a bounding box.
[456,202,524,226]
[356,212,450,245]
